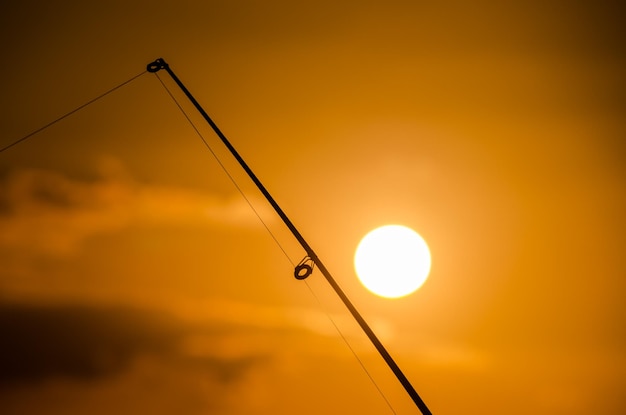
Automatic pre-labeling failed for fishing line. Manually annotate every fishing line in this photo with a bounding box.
[0,70,147,153]
[152,72,294,267]
[152,71,398,414]
[301,281,398,414]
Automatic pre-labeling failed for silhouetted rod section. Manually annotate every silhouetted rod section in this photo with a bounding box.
[147,58,432,415]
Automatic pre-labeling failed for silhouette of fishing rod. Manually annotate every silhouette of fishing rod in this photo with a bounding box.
[147,58,432,415]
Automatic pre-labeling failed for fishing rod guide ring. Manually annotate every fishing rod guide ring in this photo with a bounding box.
[294,256,315,280]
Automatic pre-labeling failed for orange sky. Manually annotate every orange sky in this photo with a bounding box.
[1,1,625,413]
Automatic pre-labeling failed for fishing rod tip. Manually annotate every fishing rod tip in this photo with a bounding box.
[147,58,168,73]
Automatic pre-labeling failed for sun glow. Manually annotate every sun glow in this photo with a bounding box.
[354,225,431,298]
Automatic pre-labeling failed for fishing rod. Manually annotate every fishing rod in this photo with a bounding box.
[147,58,432,415]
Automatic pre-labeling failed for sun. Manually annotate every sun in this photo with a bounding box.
[354,225,431,298]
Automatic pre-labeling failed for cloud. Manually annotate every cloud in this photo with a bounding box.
[0,299,383,414]
[0,301,278,415]
[0,296,373,388]
[168,295,395,348]
[0,165,273,257]
[0,302,267,388]
[0,303,171,384]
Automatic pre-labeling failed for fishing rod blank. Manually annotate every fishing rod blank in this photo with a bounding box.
[147,58,432,415]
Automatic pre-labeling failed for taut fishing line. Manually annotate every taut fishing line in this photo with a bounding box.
[300,278,398,414]
[152,72,293,266]
[152,72,398,415]
[0,70,147,153]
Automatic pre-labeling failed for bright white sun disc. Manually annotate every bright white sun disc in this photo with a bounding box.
[354,225,431,298]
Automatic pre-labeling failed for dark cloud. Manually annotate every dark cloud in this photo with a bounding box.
[1,170,89,213]
[0,302,265,388]
[0,169,98,220]
[0,303,177,385]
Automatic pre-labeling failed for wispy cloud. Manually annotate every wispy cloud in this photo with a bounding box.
[0,164,273,258]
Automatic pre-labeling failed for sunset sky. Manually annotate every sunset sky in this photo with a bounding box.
[1,1,625,413]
